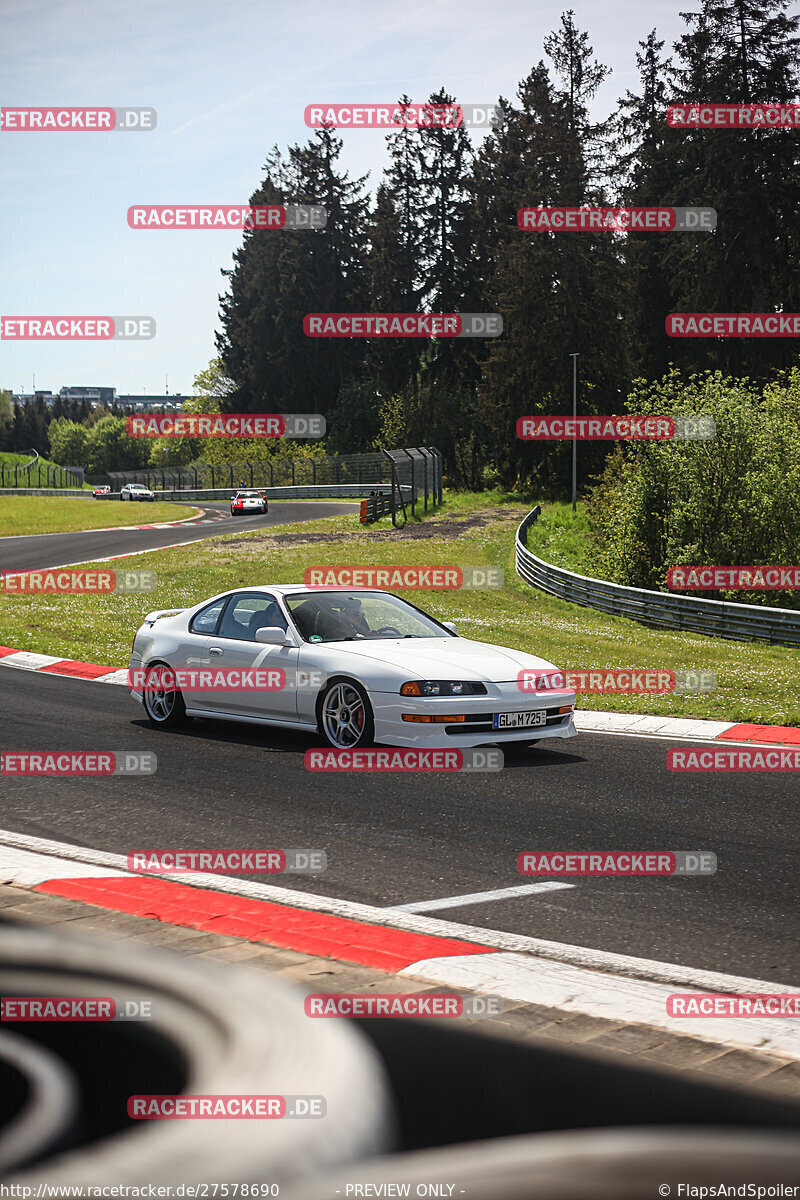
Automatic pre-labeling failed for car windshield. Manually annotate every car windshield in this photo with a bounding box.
[236,491,259,498]
[285,591,454,643]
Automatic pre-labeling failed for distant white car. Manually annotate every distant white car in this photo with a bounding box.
[230,489,268,516]
[121,484,155,502]
[129,585,577,749]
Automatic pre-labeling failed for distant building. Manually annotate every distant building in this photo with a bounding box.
[59,386,116,406]
[12,391,56,405]
[9,387,190,413]
[116,394,190,412]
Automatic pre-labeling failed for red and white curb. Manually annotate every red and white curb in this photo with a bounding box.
[0,644,798,747]
[0,647,127,684]
[0,829,798,1062]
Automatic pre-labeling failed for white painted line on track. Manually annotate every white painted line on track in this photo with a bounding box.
[390,881,575,912]
[400,952,800,1061]
[0,843,129,887]
[0,827,794,999]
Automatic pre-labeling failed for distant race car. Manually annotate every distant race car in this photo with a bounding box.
[129,585,577,749]
[120,484,155,502]
[92,485,111,497]
[230,490,268,516]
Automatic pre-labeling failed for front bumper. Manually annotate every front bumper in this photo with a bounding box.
[370,684,578,748]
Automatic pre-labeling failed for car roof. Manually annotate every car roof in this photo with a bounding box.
[214,585,389,597]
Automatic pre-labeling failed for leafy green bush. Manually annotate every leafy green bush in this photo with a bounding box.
[586,368,800,608]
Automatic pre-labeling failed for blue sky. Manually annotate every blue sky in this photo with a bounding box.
[1,0,684,396]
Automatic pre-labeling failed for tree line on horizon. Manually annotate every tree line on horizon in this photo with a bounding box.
[215,0,800,492]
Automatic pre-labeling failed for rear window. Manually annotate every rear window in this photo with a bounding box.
[189,597,226,635]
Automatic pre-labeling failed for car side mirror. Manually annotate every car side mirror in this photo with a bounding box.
[442,621,457,634]
[255,626,290,645]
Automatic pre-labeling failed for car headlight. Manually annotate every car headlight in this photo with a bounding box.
[400,681,487,697]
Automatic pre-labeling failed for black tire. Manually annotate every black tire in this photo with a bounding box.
[142,662,189,728]
[2,924,395,1188]
[317,677,375,749]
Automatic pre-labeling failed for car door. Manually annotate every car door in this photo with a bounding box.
[202,592,299,721]
[172,595,228,712]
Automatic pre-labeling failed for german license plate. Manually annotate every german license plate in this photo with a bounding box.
[493,710,547,730]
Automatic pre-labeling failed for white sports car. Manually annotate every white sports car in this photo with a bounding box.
[121,483,155,502]
[128,586,577,749]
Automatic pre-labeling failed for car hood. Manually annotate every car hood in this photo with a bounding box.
[313,636,560,682]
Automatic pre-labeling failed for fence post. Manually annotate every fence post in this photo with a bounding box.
[430,447,443,504]
[400,449,416,517]
[418,448,429,512]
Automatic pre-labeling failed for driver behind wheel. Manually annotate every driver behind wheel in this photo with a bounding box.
[338,596,370,636]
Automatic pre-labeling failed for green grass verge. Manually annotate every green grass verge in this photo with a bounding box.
[523,501,605,576]
[1,490,797,725]
[0,495,199,536]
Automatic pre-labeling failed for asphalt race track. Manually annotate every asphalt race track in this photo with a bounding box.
[1,666,797,986]
[0,500,359,571]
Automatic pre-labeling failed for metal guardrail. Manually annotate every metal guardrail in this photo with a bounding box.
[94,485,403,502]
[0,488,91,498]
[516,508,800,648]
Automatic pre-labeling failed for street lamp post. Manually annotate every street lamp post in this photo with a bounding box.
[570,353,579,513]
